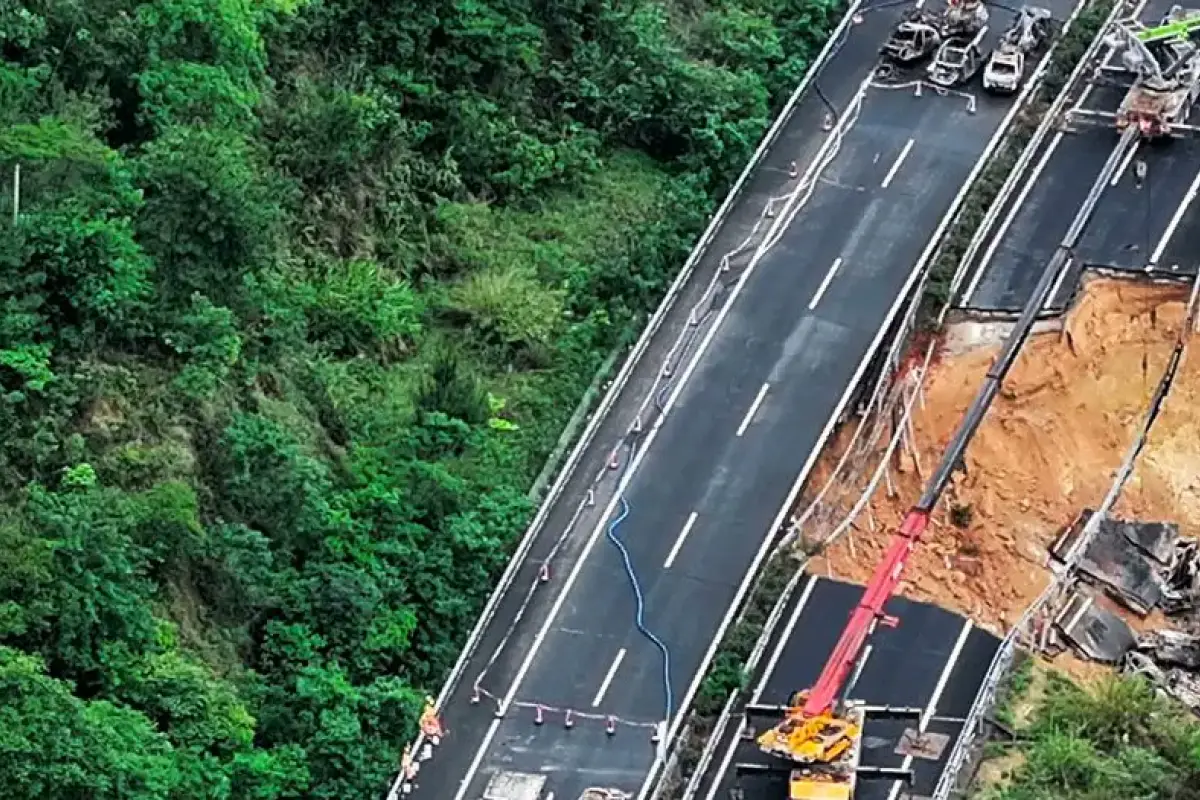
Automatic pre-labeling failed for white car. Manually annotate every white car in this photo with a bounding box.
[927,36,985,88]
[983,48,1024,93]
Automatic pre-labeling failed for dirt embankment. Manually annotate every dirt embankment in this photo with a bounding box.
[804,276,1200,635]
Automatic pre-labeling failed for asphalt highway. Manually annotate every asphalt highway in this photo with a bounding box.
[957,0,1200,313]
[410,4,1053,799]
[695,578,1000,800]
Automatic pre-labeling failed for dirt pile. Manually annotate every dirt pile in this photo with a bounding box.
[804,276,1200,634]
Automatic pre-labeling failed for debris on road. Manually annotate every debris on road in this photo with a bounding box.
[1161,538,1200,614]
[803,276,1200,638]
[1050,512,1177,615]
[1124,649,1200,713]
[1051,589,1137,663]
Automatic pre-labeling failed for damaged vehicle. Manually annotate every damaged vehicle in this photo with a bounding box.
[928,28,988,87]
[983,6,1053,94]
[1123,632,1200,713]
[881,9,943,64]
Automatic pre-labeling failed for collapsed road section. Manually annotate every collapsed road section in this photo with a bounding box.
[816,277,1200,658]
[674,16,1138,800]
[393,0,1084,798]
[752,11,1200,800]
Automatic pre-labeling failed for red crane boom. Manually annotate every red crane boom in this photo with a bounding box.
[800,508,930,716]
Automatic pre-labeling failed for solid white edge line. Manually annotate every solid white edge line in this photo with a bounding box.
[754,575,820,698]
[703,575,820,800]
[1044,255,1074,310]
[961,129,1063,305]
[592,648,628,708]
[638,32,1040,798]
[457,58,880,800]
[1110,141,1139,187]
[881,138,915,190]
[886,618,974,800]
[450,104,848,795]
[856,643,874,682]
[809,257,844,310]
[701,717,743,800]
[921,619,974,729]
[664,512,700,569]
[646,108,1002,800]
[1150,162,1200,265]
[735,383,771,438]
[960,51,1113,306]
[396,3,869,789]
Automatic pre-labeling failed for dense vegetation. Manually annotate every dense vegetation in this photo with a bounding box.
[0,0,841,796]
[977,665,1200,799]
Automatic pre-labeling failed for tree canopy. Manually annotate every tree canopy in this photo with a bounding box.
[0,0,840,795]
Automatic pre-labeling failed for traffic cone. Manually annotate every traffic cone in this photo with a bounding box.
[587,489,596,507]
[823,112,835,131]
[539,562,550,583]
[632,416,642,434]
[564,709,575,729]
[534,705,545,726]
[608,449,620,469]
[606,716,617,736]
[470,684,481,704]
[788,161,798,178]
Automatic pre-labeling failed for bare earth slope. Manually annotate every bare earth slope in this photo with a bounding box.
[806,276,1200,633]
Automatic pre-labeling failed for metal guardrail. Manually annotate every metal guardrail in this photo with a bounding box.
[660,0,1103,791]
[929,1,1145,793]
[930,120,1141,792]
[933,267,1200,799]
[384,1,869,795]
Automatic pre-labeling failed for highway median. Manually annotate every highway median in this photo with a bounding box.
[651,0,1121,795]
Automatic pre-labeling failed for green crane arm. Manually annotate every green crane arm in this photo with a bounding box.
[1136,15,1200,44]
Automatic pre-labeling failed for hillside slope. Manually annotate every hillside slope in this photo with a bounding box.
[0,0,839,797]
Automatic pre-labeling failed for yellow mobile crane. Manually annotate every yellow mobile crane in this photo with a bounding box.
[742,81,1148,800]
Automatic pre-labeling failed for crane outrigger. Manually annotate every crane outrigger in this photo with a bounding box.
[1068,5,1200,137]
[739,47,1151,800]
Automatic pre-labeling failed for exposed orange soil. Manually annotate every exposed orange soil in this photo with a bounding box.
[802,276,1200,638]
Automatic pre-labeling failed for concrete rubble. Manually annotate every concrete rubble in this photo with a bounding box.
[1051,589,1136,663]
[801,279,1200,710]
[1050,512,1179,615]
[1040,512,1200,714]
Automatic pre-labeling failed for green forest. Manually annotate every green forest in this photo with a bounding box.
[978,668,1200,799]
[0,0,841,796]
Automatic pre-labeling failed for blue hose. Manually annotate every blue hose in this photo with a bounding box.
[605,450,674,721]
